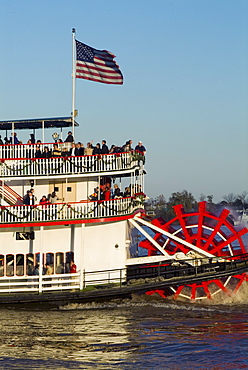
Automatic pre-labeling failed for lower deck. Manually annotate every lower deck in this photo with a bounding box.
[0,218,133,279]
[0,253,247,306]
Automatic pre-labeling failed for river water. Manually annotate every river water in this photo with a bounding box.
[1,289,248,370]
[0,227,247,369]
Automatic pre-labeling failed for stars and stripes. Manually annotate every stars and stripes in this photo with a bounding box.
[75,40,123,85]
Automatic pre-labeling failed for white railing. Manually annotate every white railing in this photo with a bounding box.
[0,197,142,224]
[0,152,139,177]
[0,272,80,294]
[0,268,126,294]
[0,142,70,159]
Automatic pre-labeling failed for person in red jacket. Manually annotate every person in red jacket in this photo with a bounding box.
[104,186,111,200]
[70,260,77,273]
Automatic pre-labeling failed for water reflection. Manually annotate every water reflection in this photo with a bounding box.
[0,307,131,368]
[0,298,248,369]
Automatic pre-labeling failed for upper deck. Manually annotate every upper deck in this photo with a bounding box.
[0,116,144,179]
[0,117,146,225]
[0,143,142,179]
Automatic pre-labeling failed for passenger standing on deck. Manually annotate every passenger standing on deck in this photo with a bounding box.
[49,191,59,203]
[30,133,35,144]
[84,142,94,171]
[113,184,122,198]
[45,264,53,275]
[64,131,74,143]
[70,261,77,273]
[23,190,35,205]
[75,142,84,172]
[84,142,94,155]
[52,144,61,157]
[101,140,109,154]
[39,195,48,205]
[69,143,77,172]
[10,132,20,145]
[35,146,42,158]
[69,143,76,156]
[48,191,59,219]
[23,190,31,205]
[75,142,84,156]
[103,186,111,200]
[42,146,51,158]
[23,190,35,220]
[135,141,146,155]
[30,188,37,203]
[135,141,146,164]
[93,143,101,155]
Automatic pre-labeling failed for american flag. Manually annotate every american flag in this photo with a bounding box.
[75,40,123,85]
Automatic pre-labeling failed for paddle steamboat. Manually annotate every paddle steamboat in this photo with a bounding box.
[0,117,247,306]
[0,30,247,305]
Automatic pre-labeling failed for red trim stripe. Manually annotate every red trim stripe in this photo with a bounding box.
[0,213,138,229]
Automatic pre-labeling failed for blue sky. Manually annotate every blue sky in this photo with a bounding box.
[0,0,247,202]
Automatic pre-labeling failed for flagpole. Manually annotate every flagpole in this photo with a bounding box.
[71,28,76,139]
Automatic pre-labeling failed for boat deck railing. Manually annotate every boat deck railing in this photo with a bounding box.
[0,268,124,295]
[0,142,72,159]
[0,254,247,296]
[126,253,248,281]
[0,144,143,177]
[0,197,143,224]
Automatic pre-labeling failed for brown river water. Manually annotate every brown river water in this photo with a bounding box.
[0,289,248,370]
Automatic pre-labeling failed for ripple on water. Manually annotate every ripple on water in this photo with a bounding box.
[0,296,248,369]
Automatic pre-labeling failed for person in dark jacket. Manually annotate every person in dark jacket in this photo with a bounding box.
[35,146,42,158]
[75,142,84,156]
[101,140,109,154]
[93,143,102,155]
[135,141,146,155]
[30,133,35,144]
[61,147,70,157]
[10,132,20,145]
[113,184,122,198]
[64,131,74,143]
[42,146,51,158]
[23,190,35,205]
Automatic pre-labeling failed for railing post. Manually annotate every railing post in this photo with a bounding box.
[79,269,84,290]
[120,269,122,288]
[83,269,85,289]
[39,226,44,293]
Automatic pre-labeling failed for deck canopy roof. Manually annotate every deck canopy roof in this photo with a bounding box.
[0,117,79,131]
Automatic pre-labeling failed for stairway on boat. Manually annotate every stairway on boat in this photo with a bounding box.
[0,180,23,205]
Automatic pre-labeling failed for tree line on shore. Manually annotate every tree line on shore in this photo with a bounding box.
[145,190,248,221]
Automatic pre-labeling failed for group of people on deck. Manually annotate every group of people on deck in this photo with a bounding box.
[89,183,141,201]
[33,260,76,276]
[23,188,59,206]
[0,131,146,158]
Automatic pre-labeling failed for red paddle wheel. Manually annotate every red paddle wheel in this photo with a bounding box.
[138,202,248,300]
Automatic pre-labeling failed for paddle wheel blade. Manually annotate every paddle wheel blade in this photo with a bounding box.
[137,202,248,301]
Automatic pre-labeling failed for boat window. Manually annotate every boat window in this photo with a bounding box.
[46,253,54,270]
[65,252,74,273]
[35,253,45,271]
[0,255,4,276]
[26,253,34,276]
[6,254,14,276]
[55,252,64,274]
[16,254,24,276]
